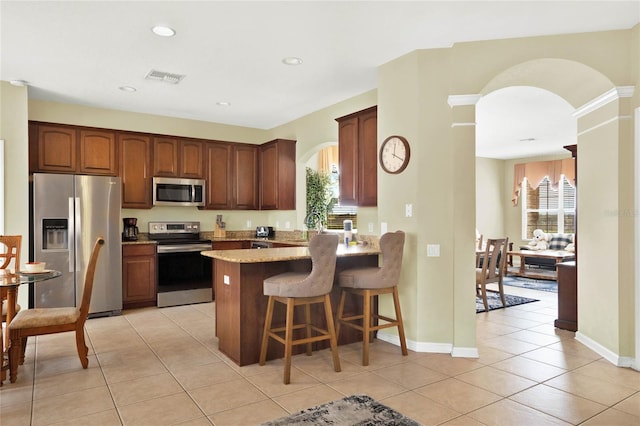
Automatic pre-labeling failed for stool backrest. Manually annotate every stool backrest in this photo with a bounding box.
[301,233,339,296]
[375,231,405,288]
[0,235,22,271]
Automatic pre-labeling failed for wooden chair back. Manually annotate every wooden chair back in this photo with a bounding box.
[77,237,105,326]
[0,235,21,272]
[479,237,509,284]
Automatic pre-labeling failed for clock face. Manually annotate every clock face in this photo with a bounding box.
[379,136,410,174]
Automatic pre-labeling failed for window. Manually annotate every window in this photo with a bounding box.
[522,175,575,239]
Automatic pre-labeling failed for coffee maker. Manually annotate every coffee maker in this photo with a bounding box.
[122,217,139,241]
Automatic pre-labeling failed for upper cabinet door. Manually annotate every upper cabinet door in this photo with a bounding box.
[233,145,258,210]
[79,129,117,176]
[119,132,152,209]
[180,139,204,179]
[204,142,233,209]
[35,124,78,173]
[336,106,377,207]
[259,139,296,210]
[357,108,378,207]
[337,116,359,206]
[153,137,179,177]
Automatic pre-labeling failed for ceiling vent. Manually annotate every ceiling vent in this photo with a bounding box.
[145,69,185,84]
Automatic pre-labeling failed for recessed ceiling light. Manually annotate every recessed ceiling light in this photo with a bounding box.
[216,101,231,107]
[282,57,303,66]
[119,86,137,92]
[152,25,176,37]
[10,79,28,87]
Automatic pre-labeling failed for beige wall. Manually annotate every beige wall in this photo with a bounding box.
[0,82,30,308]
[2,25,639,363]
[375,26,638,361]
[476,157,505,239]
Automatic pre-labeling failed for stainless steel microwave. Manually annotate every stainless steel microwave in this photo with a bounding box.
[152,177,206,207]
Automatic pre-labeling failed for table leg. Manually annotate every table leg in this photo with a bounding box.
[1,287,18,385]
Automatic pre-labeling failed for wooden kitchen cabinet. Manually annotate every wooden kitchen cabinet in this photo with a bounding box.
[153,137,204,178]
[212,240,247,250]
[232,144,258,210]
[79,129,117,175]
[204,142,233,209]
[259,139,296,210]
[119,132,152,209]
[30,122,117,176]
[203,142,258,210]
[336,106,377,206]
[122,243,157,309]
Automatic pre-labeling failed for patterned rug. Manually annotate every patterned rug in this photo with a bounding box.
[476,291,539,313]
[261,394,419,425]
[503,276,558,293]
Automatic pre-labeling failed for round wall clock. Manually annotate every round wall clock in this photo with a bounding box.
[379,135,410,174]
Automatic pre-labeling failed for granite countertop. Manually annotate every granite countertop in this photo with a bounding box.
[201,244,380,263]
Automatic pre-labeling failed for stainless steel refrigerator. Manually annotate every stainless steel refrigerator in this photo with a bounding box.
[31,173,122,316]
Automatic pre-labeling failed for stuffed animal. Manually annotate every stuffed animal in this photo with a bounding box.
[526,229,549,250]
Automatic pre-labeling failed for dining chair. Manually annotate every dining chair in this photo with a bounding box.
[259,233,340,384]
[0,235,22,385]
[336,230,407,366]
[8,237,104,383]
[1,235,22,320]
[476,237,509,312]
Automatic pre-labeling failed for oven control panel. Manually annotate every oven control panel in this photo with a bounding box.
[149,221,200,235]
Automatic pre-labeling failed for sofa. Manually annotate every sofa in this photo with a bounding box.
[522,233,575,269]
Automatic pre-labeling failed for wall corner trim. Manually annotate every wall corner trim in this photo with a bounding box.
[573,86,635,118]
[448,94,482,108]
[451,347,480,358]
[575,331,634,367]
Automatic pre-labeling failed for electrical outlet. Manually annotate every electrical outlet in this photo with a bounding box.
[405,203,413,217]
[246,220,252,228]
[368,222,374,233]
[223,275,230,285]
[380,222,388,235]
[427,244,440,257]
[275,221,280,228]
[285,221,291,229]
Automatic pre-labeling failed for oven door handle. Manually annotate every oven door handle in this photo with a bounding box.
[157,244,212,253]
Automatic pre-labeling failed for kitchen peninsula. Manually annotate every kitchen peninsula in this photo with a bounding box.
[202,244,381,366]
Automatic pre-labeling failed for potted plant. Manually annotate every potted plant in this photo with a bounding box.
[305,167,336,232]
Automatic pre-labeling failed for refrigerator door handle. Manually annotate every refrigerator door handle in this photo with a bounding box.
[74,196,81,272]
[68,197,75,272]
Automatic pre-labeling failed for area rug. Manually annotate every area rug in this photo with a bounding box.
[261,394,420,425]
[503,276,558,293]
[476,291,539,313]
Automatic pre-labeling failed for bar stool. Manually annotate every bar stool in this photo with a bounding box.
[336,230,407,366]
[259,233,340,384]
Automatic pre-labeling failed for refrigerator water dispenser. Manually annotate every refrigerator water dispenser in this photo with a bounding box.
[42,218,68,250]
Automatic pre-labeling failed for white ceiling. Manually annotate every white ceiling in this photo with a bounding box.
[2,1,639,159]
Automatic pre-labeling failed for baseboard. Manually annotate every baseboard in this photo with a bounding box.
[377,330,453,355]
[575,332,635,367]
[451,347,480,358]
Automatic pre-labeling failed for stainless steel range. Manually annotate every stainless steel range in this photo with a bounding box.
[148,221,213,308]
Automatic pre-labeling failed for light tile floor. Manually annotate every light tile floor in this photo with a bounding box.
[1,285,639,425]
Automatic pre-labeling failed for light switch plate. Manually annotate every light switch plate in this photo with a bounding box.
[368,222,374,233]
[427,244,440,257]
[246,220,252,228]
[285,221,290,229]
[405,203,413,217]
[380,222,388,235]
[223,275,230,285]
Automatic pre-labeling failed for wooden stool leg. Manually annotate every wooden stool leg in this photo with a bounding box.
[283,298,295,384]
[323,294,341,373]
[75,328,89,369]
[362,289,371,366]
[304,303,312,356]
[335,290,346,341]
[392,287,408,356]
[481,283,489,311]
[259,296,275,365]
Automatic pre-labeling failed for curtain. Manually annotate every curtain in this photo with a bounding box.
[512,158,575,206]
[317,145,339,174]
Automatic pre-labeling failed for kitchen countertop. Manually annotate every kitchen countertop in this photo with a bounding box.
[202,244,380,263]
